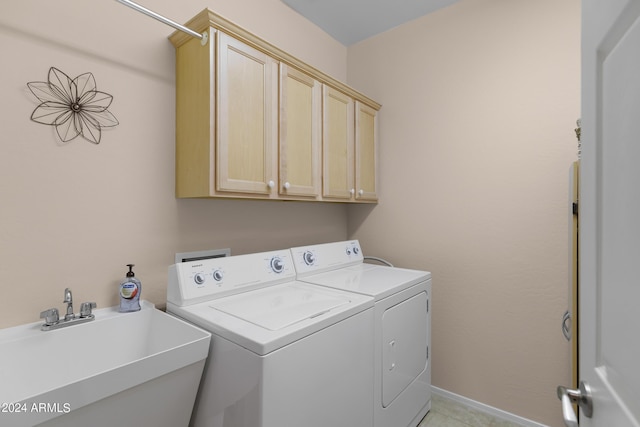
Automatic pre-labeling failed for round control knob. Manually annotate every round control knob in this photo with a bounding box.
[194,273,205,285]
[271,256,284,273]
[213,269,224,281]
[353,246,360,255]
[303,251,315,266]
[346,247,352,255]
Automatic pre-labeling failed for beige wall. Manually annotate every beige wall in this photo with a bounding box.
[346,1,580,426]
[1,0,580,425]
[0,0,348,328]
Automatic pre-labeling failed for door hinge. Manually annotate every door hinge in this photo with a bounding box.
[573,202,579,216]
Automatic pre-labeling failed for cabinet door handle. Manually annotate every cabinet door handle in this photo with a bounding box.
[358,189,364,197]
[350,188,355,196]
[283,182,290,190]
[267,180,275,189]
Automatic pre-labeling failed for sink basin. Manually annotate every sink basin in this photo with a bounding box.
[0,300,211,427]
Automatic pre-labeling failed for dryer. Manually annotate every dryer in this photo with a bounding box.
[167,249,374,427]
[291,240,432,427]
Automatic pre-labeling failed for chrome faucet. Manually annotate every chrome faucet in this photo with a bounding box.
[63,288,75,321]
[40,288,97,331]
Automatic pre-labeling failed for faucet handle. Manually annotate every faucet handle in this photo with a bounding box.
[79,302,97,318]
[40,308,59,325]
[63,288,73,303]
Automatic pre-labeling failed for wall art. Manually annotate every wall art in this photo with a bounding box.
[27,67,119,144]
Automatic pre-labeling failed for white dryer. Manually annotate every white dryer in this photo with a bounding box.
[167,249,374,427]
[291,240,432,427]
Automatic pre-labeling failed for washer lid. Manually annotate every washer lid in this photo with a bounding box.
[209,284,351,331]
[168,282,374,355]
[300,264,431,300]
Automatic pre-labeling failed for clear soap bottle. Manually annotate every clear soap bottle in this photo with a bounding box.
[119,264,141,312]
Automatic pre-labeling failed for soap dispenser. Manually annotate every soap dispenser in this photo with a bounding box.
[119,264,141,312]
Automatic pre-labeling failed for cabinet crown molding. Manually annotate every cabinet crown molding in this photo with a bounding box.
[169,8,381,110]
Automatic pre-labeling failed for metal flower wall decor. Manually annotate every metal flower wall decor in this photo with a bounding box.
[27,67,119,144]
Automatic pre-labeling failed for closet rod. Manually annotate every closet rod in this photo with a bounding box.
[114,0,207,44]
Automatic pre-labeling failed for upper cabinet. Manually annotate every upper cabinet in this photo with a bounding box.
[355,101,378,201]
[170,9,380,203]
[217,33,278,196]
[173,28,278,199]
[322,89,379,202]
[322,85,355,200]
[279,64,321,199]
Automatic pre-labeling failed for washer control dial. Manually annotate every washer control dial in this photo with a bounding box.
[194,273,206,285]
[303,251,315,266]
[346,243,360,257]
[213,269,224,281]
[270,256,285,273]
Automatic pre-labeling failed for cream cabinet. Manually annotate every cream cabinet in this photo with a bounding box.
[173,30,278,199]
[279,64,321,198]
[217,32,278,196]
[355,101,378,201]
[322,85,355,200]
[322,87,378,202]
[170,9,380,203]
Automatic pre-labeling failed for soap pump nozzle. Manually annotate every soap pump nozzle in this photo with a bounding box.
[126,264,135,278]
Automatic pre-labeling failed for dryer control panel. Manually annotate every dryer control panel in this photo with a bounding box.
[168,250,295,306]
[291,240,364,277]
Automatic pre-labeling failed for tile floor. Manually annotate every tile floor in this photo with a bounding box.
[418,394,524,427]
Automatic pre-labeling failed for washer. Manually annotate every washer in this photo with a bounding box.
[291,240,432,427]
[166,249,374,427]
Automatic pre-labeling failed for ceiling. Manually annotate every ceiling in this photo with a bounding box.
[281,0,461,46]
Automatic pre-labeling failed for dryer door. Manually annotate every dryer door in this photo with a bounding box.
[381,291,429,407]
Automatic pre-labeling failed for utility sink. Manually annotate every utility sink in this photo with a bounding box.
[0,300,211,427]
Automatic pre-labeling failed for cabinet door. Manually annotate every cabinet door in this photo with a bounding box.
[355,101,378,201]
[217,32,278,195]
[322,85,355,200]
[279,64,321,197]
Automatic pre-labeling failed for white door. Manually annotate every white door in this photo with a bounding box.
[572,0,640,426]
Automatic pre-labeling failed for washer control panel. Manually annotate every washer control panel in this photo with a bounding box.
[291,240,363,277]
[168,250,295,306]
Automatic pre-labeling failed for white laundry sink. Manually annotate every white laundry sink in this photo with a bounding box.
[0,300,211,427]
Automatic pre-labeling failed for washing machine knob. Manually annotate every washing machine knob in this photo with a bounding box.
[213,269,224,281]
[194,273,206,285]
[303,251,315,266]
[353,246,359,255]
[346,247,352,255]
[271,256,284,273]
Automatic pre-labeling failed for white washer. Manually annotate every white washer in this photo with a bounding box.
[166,249,374,427]
[291,240,432,427]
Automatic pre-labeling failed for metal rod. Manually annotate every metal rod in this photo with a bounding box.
[114,0,203,40]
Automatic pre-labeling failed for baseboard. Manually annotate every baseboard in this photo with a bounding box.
[431,386,550,427]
